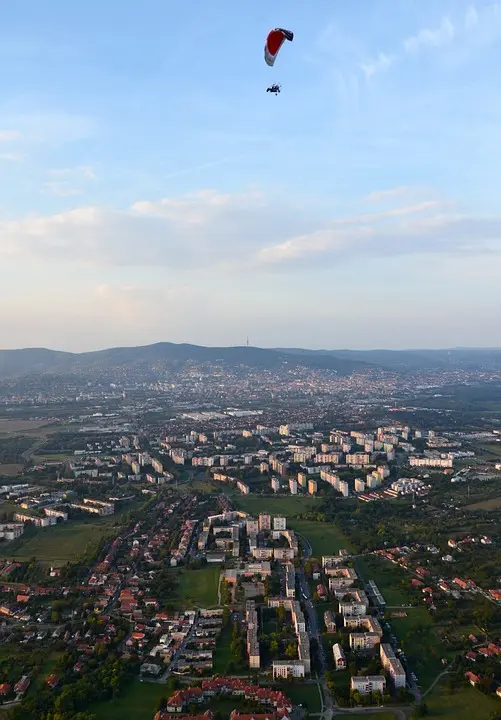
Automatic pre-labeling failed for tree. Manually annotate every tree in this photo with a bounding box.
[285,643,296,659]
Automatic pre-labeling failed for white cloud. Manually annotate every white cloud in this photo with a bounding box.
[42,166,97,196]
[42,181,84,197]
[49,165,97,181]
[465,6,479,29]
[404,17,455,53]
[366,187,410,202]
[0,189,498,273]
[255,204,501,267]
[4,112,95,146]
[0,130,21,141]
[0,152,24,163]
[359,53,394,79]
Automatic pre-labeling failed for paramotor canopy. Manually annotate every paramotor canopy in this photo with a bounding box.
[264,28,294,67]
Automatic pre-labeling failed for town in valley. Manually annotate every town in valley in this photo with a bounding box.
[1,345,501,720]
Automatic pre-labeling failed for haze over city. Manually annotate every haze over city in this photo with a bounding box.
[1,0,500,351]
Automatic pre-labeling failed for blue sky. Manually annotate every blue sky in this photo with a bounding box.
[1,0,500,351]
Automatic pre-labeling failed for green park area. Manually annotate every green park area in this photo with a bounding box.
[289,518,352,556]
[336,715,398,720]
[235,494,321,517]
[176,565,221,608]
[0,512,130,565]
[424,678,501,719]
[356,555,410,606]
[92,679,309,720]
[92,680,168,720]
[277,682,322,713]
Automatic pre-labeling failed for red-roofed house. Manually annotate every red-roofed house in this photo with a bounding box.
[465,672,480,687]
[46,674,59,690]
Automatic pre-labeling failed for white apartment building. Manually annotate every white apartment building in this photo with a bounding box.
[0,523,24,541]
[272,660,306,679]
[349,632,381,651]
[333,643,347,671]
[380,644,406,688]
[350,676,386,695]
[273,516,287,531]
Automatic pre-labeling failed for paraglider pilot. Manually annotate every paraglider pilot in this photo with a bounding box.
[267,84,281,94]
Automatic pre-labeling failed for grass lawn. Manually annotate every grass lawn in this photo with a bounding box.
[356,555,410,606]
[0,510,131,564]
[425,679,501,718]
[213,619,234,674]
[93,684,283,720]
[28,651,63,696]
[33,452,76,462]
[336,714,398,719]
[276,682,323,712]
[234,495,321,517]
[389,608,442,691]
[92,680,168,720]
[176,566,221,608]
[289,519,352,556]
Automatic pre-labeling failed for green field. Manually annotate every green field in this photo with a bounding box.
[0,513,130,564]
[93,682,280,720]
[466,495,501,511]
[336,714,398,720]
[425,679,501,718]
[277,682,322,712]
[234,495,321,517]
[289,519,352,556]
[92,680,168,720]
[176,566,221,608]
[213,619,233,674]
[356,556,410,606]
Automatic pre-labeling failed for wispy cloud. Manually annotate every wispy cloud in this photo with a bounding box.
[0,130,21,142]
[50,165,97,181]
[366,187,409,203]
[0,188,496,273]
[163,156,243,181]
[42,166,97,196]
[359,53,394,79]
[404,17,455,53]
[0,152,25,163]
[465,5,479,29]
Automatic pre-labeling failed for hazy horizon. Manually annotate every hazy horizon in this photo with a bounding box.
[1,340,501,354]
[1,0,500,351]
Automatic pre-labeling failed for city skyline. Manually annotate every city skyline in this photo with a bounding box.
[1,0,500,351]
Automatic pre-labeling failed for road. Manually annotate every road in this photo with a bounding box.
[297,535,334,720]
[298,535,413,720]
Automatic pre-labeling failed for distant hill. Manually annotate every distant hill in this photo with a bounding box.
[0,342,371,380]
[278,347,501,371]
[2,343,500,382]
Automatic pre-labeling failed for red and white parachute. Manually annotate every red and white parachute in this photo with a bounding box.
[264,27,294,67]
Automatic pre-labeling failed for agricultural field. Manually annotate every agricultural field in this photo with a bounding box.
[0,463,23,476]
[235,495,321,517]
[289,518,352,556]
[0,419,54,435]
[466,495,501,511]
[175,566,221,608]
